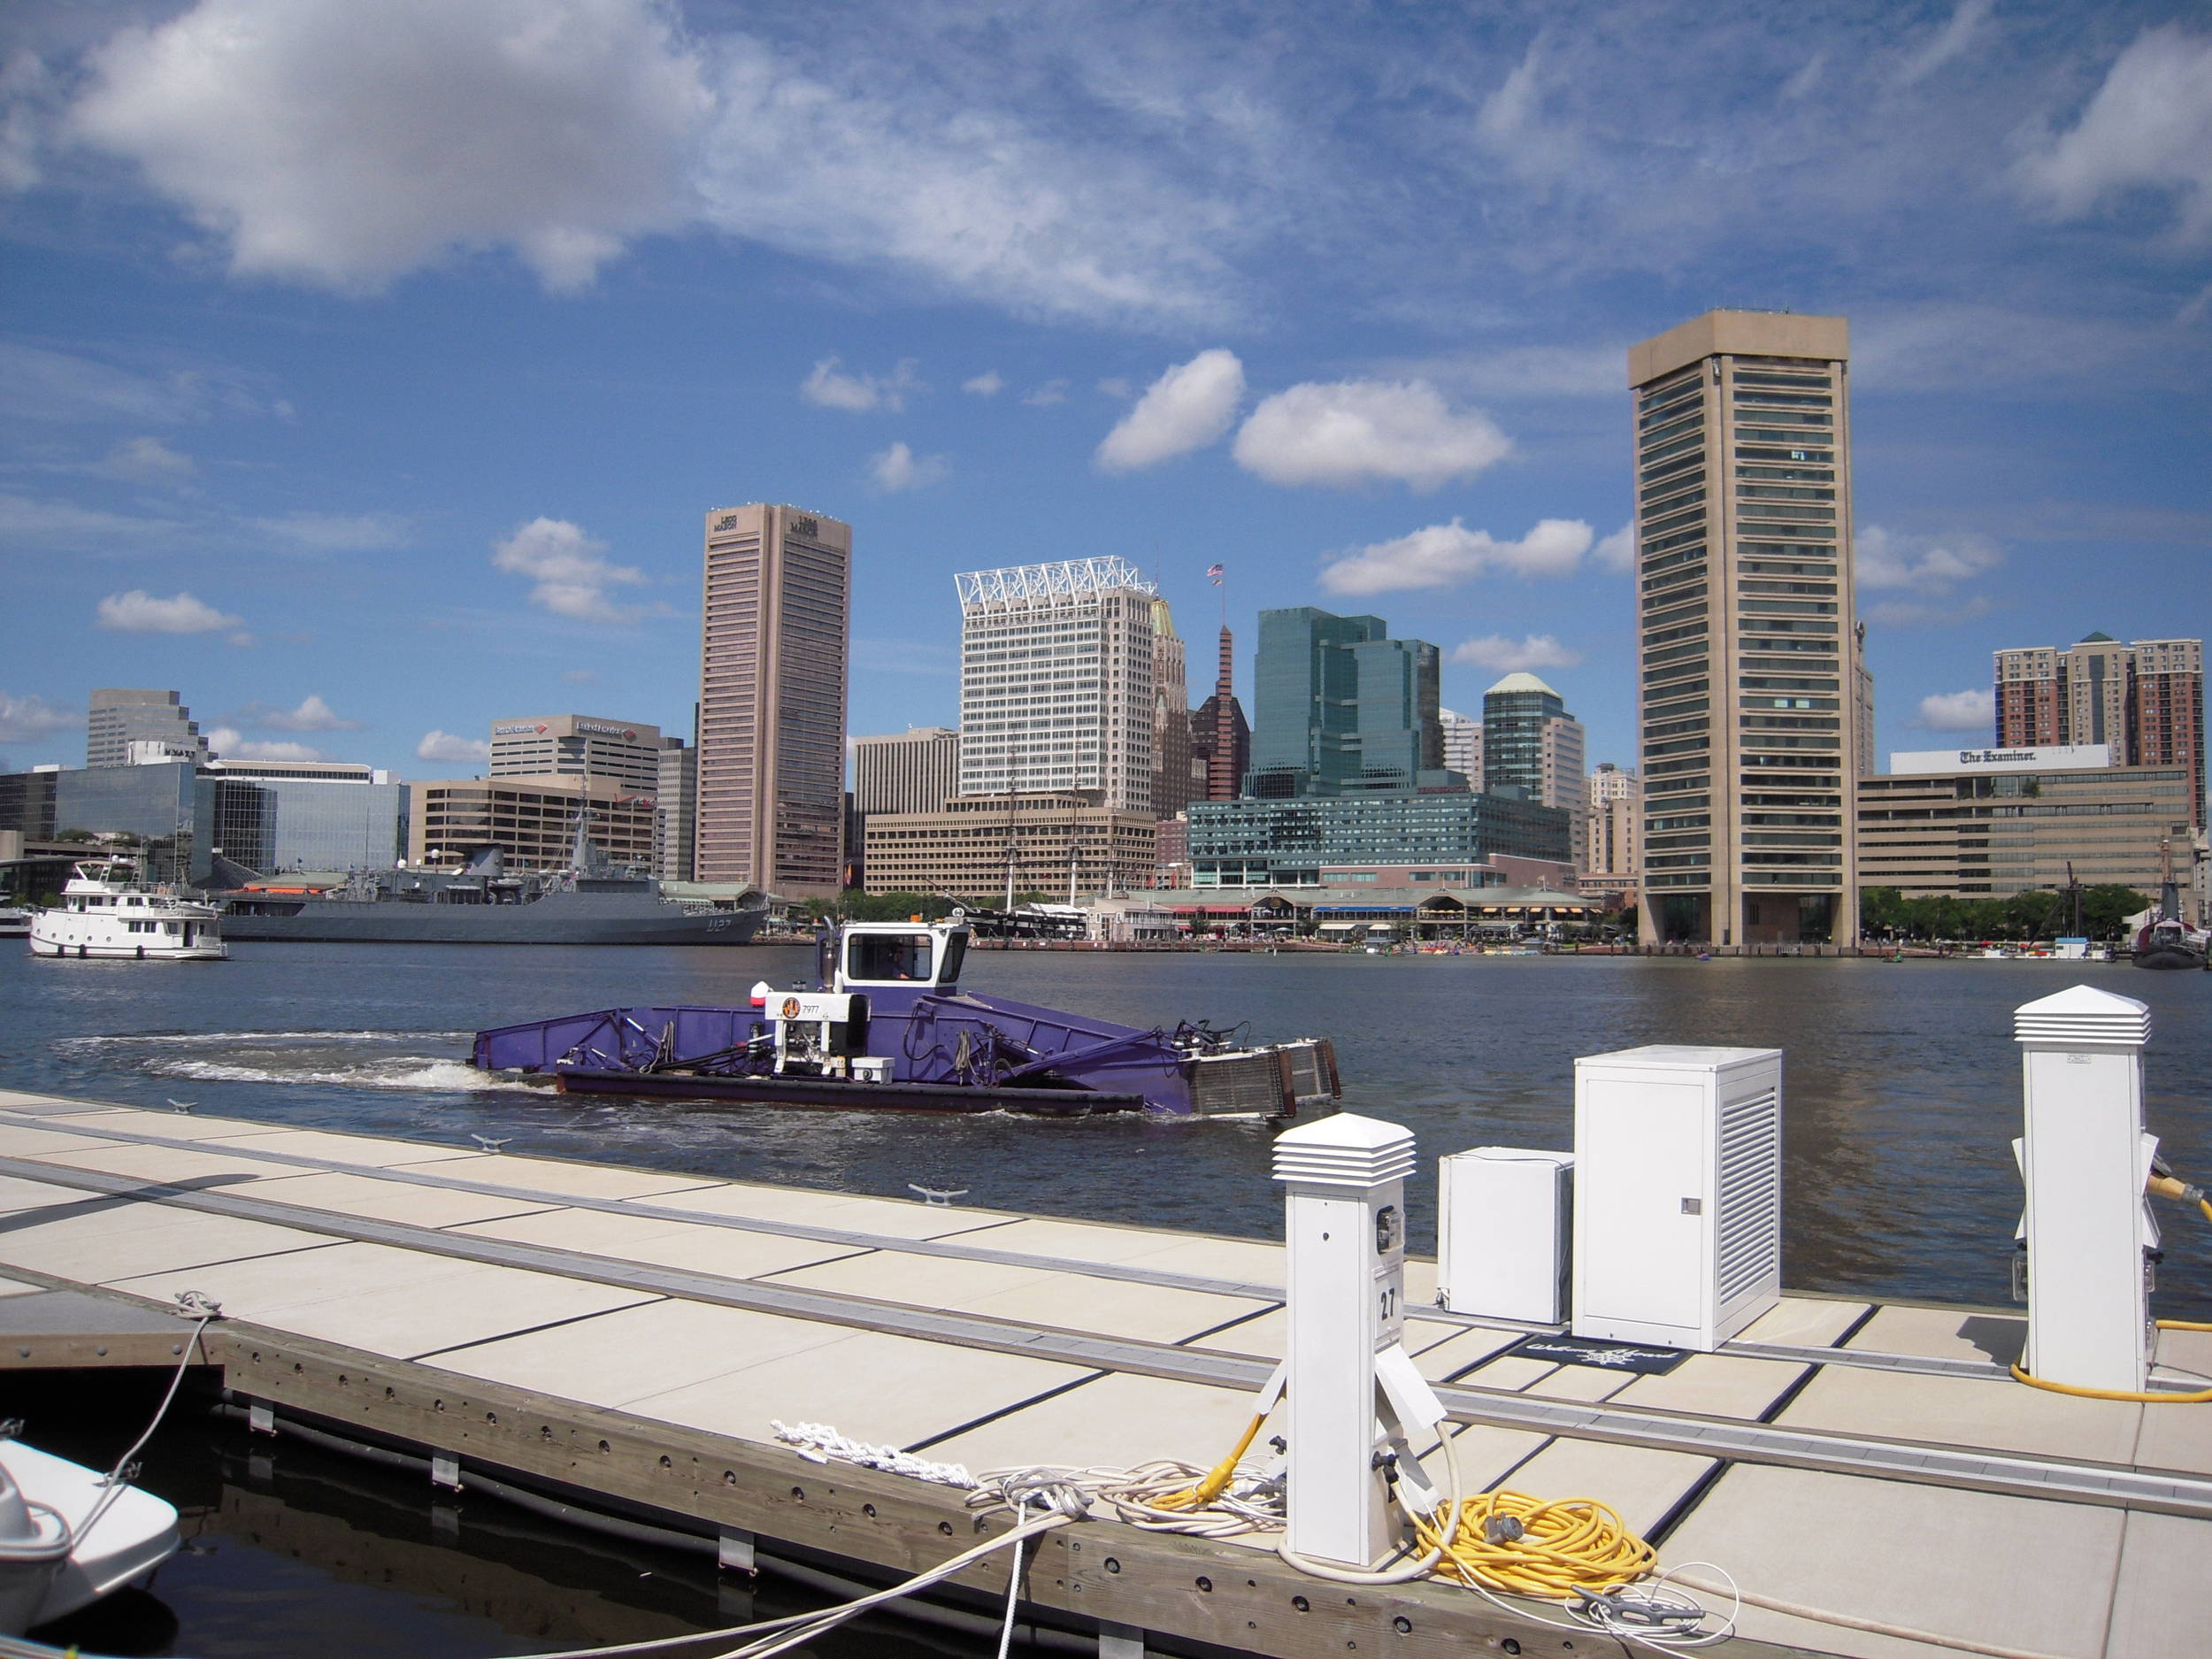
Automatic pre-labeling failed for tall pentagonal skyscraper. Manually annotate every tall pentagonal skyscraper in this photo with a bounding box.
[1628,311,1863,946]
[695,503,850,896]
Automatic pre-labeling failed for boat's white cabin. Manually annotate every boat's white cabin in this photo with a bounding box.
[831,919,969,991]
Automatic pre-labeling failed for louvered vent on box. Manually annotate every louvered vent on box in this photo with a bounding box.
[1571,1046,1783,1352]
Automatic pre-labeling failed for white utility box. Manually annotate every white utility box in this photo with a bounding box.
[1571,1045,1782,1352]
[1437,1148,1574,1324]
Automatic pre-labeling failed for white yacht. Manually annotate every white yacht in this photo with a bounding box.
[27,859,227,961]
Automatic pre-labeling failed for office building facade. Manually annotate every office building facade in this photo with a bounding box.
[1187,788,1571,887]
[1629,310,1863,945]
[1584,764,1641,895]
[1191,626,1249,802]
[955,557,1156,811]
[203,758,404,872]
[853,727,961,816]
[87,689,207,769]
[1439,709,1482,787]
[490,714,664,791]
[655,738,696,881]
[409,775,656,872]
[695,503,850,897]
[861,793,1155,902]
[1247,608,1445,796]
[1993,635,2203,826]
[1149,598,1197,819]
[1860,746,2196,903]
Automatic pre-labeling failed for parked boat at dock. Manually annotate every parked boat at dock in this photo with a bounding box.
[473,916,1340,1117]
[0,1439,180,1637]
[27,859,226,961]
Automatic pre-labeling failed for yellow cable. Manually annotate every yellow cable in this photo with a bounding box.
[1151,1410,1266,1511]
[1414,1489,1655,1601]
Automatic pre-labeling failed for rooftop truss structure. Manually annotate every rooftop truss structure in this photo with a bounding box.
[955,557,1157,609]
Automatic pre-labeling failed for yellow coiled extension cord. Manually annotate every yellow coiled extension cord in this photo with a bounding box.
[1414,1489,1655,1600]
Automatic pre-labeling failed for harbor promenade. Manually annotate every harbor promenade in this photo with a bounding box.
[2,1087,2208,1659]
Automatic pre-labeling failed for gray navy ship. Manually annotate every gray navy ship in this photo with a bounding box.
[211,835,766,947]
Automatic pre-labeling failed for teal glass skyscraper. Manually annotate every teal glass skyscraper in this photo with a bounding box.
[1247,607,1443,796]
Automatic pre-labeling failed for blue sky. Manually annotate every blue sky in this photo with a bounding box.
[2,0,2207,778]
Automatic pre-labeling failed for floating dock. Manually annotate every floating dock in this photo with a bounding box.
[1,1087,2208,1659]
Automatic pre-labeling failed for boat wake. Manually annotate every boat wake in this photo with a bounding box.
[60,1031,546,1094]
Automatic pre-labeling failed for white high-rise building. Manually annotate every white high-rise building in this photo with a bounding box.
[1585,764,1640,893]
[954,558,1156,812]
[1439,708,1482,786]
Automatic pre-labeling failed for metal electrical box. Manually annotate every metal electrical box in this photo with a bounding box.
[1571,1046,1782,1352]
[1437,1148,1574,1324]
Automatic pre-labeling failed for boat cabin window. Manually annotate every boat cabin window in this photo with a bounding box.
[846,931,933,982]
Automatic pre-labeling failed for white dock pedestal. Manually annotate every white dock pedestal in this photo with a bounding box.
[1272,1113,1415,1570]
[2015,985,2156,1394]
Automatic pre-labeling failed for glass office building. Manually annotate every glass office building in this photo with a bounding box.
[1187,788,1571,886]
[1247,608,1446,795]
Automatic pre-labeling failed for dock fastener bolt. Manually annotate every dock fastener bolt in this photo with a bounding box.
[939,1522,954,1536]
[1392,1618,1411,1634]
[1195,1578,1211,1594]
[1292,1597,1310,1613]
[96,1347,107,1357]
[1103,1558,1120,1574]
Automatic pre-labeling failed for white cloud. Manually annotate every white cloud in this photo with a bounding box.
[1233,380,1511,490]
[1855,526,2002,590]
[800,356,921,412]
[1023,379,1070,407]
[0,491,190,552]
[1450,634,1584,672]
[692,37,1239,327]
[490,516,649,624]
[869,441,949,492]
[2018,27,2212,243]
[1895,0,1996,88]
[417,729,490,764]
[71,0,709,293]
[98,435,196,484]
[1911,687,1994,732]
[962,371,1005,397]
[1094,349,1245,473]
[206,726,323,762]
[1594,524,1634,572]
[0,342,203,426]
[1319,518,1594,596]
[95,588,242,634]
[0,692,81,745]
[252,511,412,552]
[250,694,356,732]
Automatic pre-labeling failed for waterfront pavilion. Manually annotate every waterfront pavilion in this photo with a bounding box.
[1094,885,1608,941]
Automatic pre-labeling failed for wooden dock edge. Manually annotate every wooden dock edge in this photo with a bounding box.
[129,1311,1825,1659]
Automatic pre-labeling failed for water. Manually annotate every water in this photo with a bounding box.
[2,941,2208,1654]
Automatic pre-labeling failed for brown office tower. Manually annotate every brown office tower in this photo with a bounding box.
[1149,598,1194,819]
[1628,311,1863,946]
[1191,626,1250,801]
[695,503,850,896]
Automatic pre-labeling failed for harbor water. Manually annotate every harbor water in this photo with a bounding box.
[3,941,2208,1655]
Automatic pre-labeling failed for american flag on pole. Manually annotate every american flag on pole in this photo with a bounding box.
[1206,564,1225,585]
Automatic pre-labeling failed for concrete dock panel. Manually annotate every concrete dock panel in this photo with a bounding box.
[452,1208,864,1279]
[1845,1303,2024,1367]
[0,1206,339,1284]
[964,1274,1273,1346]
[425,1298,854,1405]
[2104,1509,2212,1659]
[1778,1364,2142,1464]
[922,1371,1268,1471]
[622,1328,1093,1452]
[1611,1354,1808,1420]
[1736,1296,1870,1348]
[1659,1463,2124,1659]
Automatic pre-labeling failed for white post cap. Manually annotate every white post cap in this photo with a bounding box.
[1273,1112,1416,1189]
[2013,983,2151,1048]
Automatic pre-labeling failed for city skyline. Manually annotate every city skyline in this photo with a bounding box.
[2,3,2208,787]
